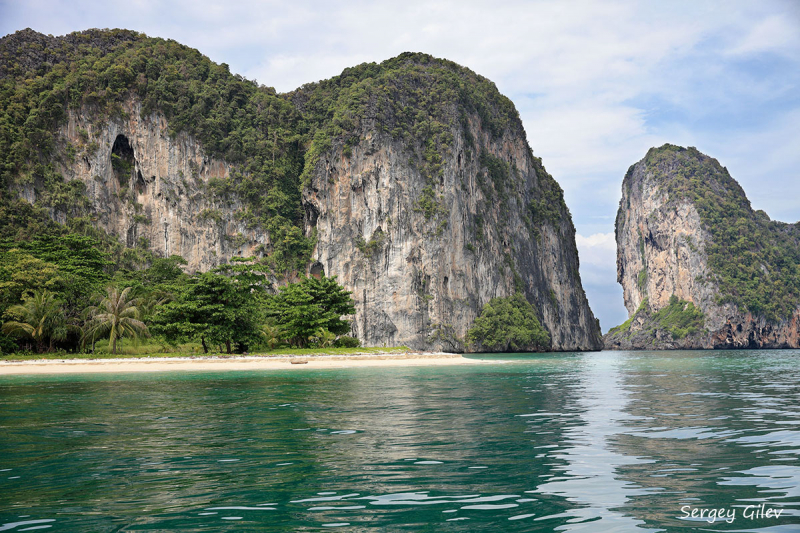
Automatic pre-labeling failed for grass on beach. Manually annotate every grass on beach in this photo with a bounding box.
[0,339,412,362]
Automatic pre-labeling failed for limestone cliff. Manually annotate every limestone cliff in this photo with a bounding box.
[301,104,599,352]
[295,54,601,351]
[0,30,602,351]
[605,145,800,349]
[48,100,266,272]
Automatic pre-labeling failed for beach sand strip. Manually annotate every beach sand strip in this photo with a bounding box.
[0,352,484,375]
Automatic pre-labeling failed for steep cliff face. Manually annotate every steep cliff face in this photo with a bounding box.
[606,145,800,349]
[47,101,266,272]
[0,30,602,351]
[298,55,601,351]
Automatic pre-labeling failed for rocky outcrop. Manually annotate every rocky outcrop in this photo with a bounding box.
[303,105,601,352]
[605,145,800,349]
[50,100,267,272]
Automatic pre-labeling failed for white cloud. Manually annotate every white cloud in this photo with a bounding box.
[727,13,800,57]
[576,233,616,268]
[575,232,617,289]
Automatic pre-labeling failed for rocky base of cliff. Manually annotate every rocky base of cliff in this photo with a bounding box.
[604,303,800,350]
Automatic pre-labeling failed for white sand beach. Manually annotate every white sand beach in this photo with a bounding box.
[0,352,485,375]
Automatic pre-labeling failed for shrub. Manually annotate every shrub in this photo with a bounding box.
[467,292,550,352]
[333,336,360,348]
[652,294,705,339]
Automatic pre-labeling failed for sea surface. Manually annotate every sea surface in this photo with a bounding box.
[0,350,798,532]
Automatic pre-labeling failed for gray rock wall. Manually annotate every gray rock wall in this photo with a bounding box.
[53,100,268,272]
[304,114,602,351]
[29,97,601,352]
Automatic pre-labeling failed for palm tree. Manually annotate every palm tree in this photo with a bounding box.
[261,323,284,350]
[309,327,336,348]
[83,286,150,355]
[2,290,68,352]
[137,290,172,323]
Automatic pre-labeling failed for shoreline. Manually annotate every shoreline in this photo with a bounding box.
[0,352,483,375]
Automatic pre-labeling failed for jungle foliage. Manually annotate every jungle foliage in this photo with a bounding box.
[0,30,536,276]
[0,28,311,272]
[607,295,705,341]
[0,244,357,354]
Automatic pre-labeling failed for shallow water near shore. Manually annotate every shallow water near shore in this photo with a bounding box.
[1,350,798,531]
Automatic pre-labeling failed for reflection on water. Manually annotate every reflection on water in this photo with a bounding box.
[0,350,798,531]
[533,354,661,532]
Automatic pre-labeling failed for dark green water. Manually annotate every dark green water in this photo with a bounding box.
[0,350,798,532]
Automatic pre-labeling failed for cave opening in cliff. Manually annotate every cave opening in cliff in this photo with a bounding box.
[310,262,325,279]
[135,170,145,195]
[111,134,135,188]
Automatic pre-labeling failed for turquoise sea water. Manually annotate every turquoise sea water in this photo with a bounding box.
[0,350,798,532]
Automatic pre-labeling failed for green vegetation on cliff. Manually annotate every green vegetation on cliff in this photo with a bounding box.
[0,28,587,353]
[291,52,530,236]
[467,293,550,352]
[291,51,521,185]
[653,295,705,339]
[607,295,705,342]
[644,145,800,321]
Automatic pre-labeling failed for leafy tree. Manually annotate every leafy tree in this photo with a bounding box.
[113,255,188,291]
[136,291,173,323]
[266,275,356,347]
[83,286,149,355]
[0,249,63,313]
[152,260,267,353]
[333,336,361,348]
[22,234,111,287]
[467,293,550,352]
[2,289,68,352]
[111,255,187,323]
[0,234,111,311]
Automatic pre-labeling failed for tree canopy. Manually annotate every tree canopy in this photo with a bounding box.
[266,275,356,348]
[467,293,550,352]
[83,286,149,355]
[2,289,68,352]
[150,259,268,353]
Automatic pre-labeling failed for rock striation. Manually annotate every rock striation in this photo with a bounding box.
[605,145,800,349]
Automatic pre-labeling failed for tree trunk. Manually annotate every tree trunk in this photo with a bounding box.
[225,339,232,354]
[201,336,208,354]
[112,336,117,355]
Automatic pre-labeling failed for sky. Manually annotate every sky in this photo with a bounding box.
[2,0,798,331]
